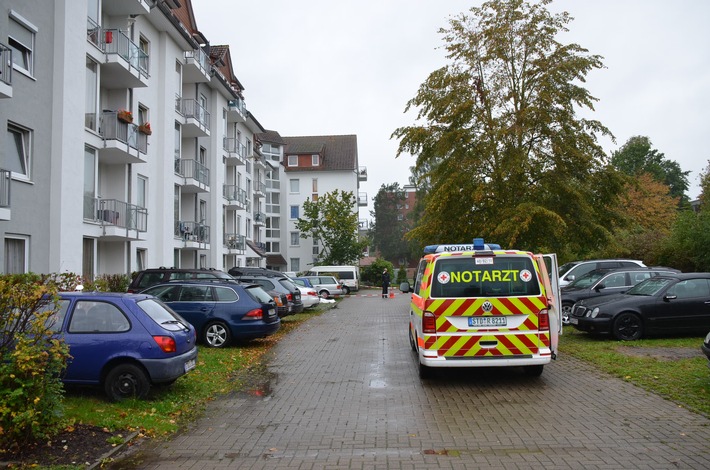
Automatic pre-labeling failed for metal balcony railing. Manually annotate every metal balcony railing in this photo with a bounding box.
[176,159,210,185]
[103,28,149,77]
[176,97,210,130]
[91,111,147,154]
[84,197,148,231]
[176,220,210,243]
[0,42,12,86]
[185,48,209,73]
[254,212,266,224]
[223,185,247,205]
[228,98,247,115]
[225,233,245,251]
[0,169,10,208]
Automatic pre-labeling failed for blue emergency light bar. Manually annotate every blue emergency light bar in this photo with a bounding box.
[423,238,501,254]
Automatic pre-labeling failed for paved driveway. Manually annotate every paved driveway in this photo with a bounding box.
[128,292,710,469]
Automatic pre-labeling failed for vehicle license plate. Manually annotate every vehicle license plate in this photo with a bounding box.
[468,316,507,327]
[569,317,578,325]
[268,308,276,318]
[184,358,196,373]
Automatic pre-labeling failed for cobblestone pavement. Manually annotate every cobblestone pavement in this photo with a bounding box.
[127,292,710,469]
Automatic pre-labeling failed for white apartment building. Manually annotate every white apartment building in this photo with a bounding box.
[0,0,366,278]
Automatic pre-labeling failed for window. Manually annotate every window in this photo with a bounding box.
[69,302,130,333]
[136,249,146,272]
[7,123,31,179]
[290,205,299,219]
[288,155,298,167]
[289,179,299,193]
[137,175,147,208]
[290,232,300,246]
[85,58,98,130]
[291,258,300,272]
[312,154,319,166]
[4,236,27,273]
[312,178,318,201]
[8,13,36,76]
[138,105,149,127]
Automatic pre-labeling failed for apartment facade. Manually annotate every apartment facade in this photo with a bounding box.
[0,0,366,278]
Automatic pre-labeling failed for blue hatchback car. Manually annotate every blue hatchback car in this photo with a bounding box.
[142,280,280,348]
[48,292,198,401]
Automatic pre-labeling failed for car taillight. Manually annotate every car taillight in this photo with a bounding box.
[153,335,177,353]
[308,291,318,297]
[273,296,284,306]
[423,311,437,334]
[539,309,549,331]
[286,293,293,301]
[244,308,263,320]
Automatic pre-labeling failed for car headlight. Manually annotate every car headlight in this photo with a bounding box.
[705,331,710,343]
[590,307,599,318]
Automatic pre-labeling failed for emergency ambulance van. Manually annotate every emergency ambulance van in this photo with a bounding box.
[401,239,560,379]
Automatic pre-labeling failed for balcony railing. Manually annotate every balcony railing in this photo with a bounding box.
[176,220,210,243]
[254,180,266,195]
[176,159,210,186]
[0,169,10,208]
[358,166,368,181]
[84,197,148,231]
[92,111,147,154]
[227,98,247,119]
[176,97,210,131]
[358,192,368,207]
[223,184,247,205]
[254,212,266,225]
[225,233,246,251]
[103,29,149,78]
[184,48,210,82]
[1,42,12,86]
[223,137,247,163]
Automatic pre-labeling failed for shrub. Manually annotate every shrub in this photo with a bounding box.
[0,274,70,453]
[395,266,408,284]
[361,258,395,287]
[83,273,132,292]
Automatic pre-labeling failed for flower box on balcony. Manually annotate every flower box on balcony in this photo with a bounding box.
[138,123,152,135]
[117,110,133,123]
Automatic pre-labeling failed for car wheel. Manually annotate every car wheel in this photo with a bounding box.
[204,321,231,348]
[104,364,151,402]
[612,312,643,341]
[341,286,350,295]
[418,360,432,379]
[319,290,329,299]
[523,365,544,377]
[409,325,417,352]
[561,302,574,325]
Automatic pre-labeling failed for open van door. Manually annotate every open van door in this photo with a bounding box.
[536,254,562,358]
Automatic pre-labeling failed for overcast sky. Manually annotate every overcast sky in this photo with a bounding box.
[193,0,709,219]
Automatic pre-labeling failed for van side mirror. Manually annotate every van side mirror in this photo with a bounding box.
[400,282,411,293]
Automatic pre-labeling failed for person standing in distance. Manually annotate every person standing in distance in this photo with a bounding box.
[381,268,391,299]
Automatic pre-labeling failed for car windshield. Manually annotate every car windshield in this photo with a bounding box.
[625,277,673,296]
[559,262,578,276]
[567,270,609,289]
[137,298,190,331]
[244,285,273,304]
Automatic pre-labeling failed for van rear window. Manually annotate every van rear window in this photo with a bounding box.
[432,256,540,298]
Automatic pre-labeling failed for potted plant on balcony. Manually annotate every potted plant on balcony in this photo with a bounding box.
[117,109,133,123]
[138,122,152,135]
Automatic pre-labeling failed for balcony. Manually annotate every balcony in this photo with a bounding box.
[358,219,369,230]
[176,220,210,249]
[227,98,247,123]
[84,196,148,240]
[253,180,266,198]
[358,192,368,207]
[177,97,210,137]
[223,137,247,165]
[102,0,150,16]
[223,184,247,209]
[358,166,368,182]
[176,159,210,193]
[225,233,246,253]
[0,169,11,221]
[184,48,211,83]
[93,111,147,164]
[254,212,266,227]
[101,29,149,88]
[0,43,12,99]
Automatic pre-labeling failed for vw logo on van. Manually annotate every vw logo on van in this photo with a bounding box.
[482,300,494,312]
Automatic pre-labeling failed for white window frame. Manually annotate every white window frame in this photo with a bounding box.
[7,122,32,180]
[290,232,300,247]
[290,205,299,219]
[287,155,298,167]
[289,178,299,194]
[8,11,37,77]
[4,235,29,274]
[291,258,300,272]
[312,154,319,166]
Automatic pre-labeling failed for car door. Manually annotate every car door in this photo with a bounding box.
[646,279,710,333]
[594,272,630,297]
[171,285,216,333]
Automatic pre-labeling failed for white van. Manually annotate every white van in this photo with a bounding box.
[305,265,359,294]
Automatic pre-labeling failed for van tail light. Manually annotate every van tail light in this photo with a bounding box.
[244,308,263,320]
[153,335,177,353]
[539,309,550,331]
[423,311,437,334]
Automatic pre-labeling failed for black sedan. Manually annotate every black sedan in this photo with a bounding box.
[561,267,678,325]
[569,273,710,341]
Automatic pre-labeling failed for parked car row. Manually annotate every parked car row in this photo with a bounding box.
[30,267,332,402]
